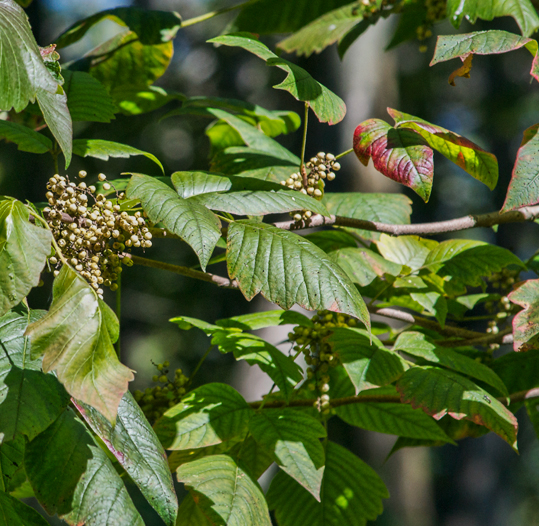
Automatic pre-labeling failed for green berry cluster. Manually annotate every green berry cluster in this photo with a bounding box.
[289,310,357,413]
[43,171,152,299]
[133,361,189,422]
[416,0,447,50]
[281,152,341,222]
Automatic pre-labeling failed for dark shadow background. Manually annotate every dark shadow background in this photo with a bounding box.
[3,1,539,524]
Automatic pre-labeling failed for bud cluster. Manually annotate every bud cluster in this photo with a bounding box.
[43,171,152,299]
[281,152,341,223]
[133,361,189,422]
[289,310,357,413]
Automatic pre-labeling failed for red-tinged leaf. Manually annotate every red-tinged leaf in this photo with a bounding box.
[502,124,539,211]
[430,30,539,83]
[388,108,498,190]
[508,279,539,352]
[396,367,518,450]
[353,118,434,202]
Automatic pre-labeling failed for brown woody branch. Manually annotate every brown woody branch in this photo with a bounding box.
[273,205,539,236]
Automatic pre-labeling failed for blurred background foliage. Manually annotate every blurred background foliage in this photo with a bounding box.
[4,0,539,524]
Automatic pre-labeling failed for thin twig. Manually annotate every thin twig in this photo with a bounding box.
[181,0,262,28]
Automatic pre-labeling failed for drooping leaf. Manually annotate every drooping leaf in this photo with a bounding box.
[153,383,254,450]
[25,409,144,525]
[0,198,51,316]
[396,367,518,450]
[126,173,222,270]
[502,124,539,211]
[423,239,524,286]
[112,85,185,115]
[0,308,69,442]
[394,331,508,395]
[0,490,49,526]
[268,441,388,526]
[55,7,182,48]
[353,118,434,201]
[329,247,402,287]
[227,220,370,329]
[213,332,303,402]
[216,309,311,331]
[508,279,539,352]
[249,409,325,499]
[430,30,539,82]
[72,139,163,173]
[209,34,346,125]
[176,454,271,526]
[73,392,178,526]
[0,120,52,153]
[376,234,437,271]
[445,1,539,37]
[25,266,134,422]
[328,327,406,392]
[63,70,115,123]
[388,108,498,190]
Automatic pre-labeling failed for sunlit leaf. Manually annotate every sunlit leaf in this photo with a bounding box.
[353,118,434,201]
[112,85,185,115]
[227,220,370,329]
[176,454,271,526]
[267,441,388,526]
[0,120,52,153]
[126,173,222,270]
[74,392,178,526]
[508,279,539,352]
[0,197,51,316]
[216,309,312,331]
[376,234,437,271]
[26,266,134,422]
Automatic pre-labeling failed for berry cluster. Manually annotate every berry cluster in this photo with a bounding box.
[416,0,447,50]
[289,310,357,413]
[281,152,341,222]
[133,362,189,422]
[43,171,152,299]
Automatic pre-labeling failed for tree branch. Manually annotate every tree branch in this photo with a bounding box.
[273,205,539,236]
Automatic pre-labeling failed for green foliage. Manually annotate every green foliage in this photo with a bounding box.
[0,120,52,153]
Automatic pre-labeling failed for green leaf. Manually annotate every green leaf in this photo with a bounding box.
[194,189,330,217]
[55,7,182,48]
[409,291,448,327]
[394,331,508,396]
[0,435,26,492]
[303,230,358,253]
[249,409,325,499]
[72,139,163,173]
[227,220,370,329]
[0,490,49,526]
[525,398,539,441]
[502,123,539,211]
[76,31,173,91]
[153,383,254,450]
[63,70,115,123]
[396,367,518,450]
[25,266,134,422]
[168,441,241,472]
[209,34,346,125]
[491,348,539,393]
[0,197,52,316]
[430,30,539,82]
[353,118,434,202]
[277,2,374,57]
[173,171,235,198]
[376,234,437,271]
[112,85,185,115]
[446,1,539,37]
[328,327,406,392]
[508,279,539,352]
[126,173,222,271]
[176,454,271,526]
[212,332,303,402]
[73,392,178,526]
[177,494,213,526]
[0,308,69,442]
[329,247,403,286]
[389,108,498,190]
[268,441,388,526]
[206,108,299,163]
[25,409,144,525]
[229,435,275,479]
[0,120,52,153]
[423,239,524,286]
[216,309,312,331]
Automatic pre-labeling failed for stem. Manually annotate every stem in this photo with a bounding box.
[115,272,121,359]
[257,383,276,411]
[51,150,59,174]
[187,343,214,388]
[181,0,262,28]
[335,148,354,160]
[300,102,309,183]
